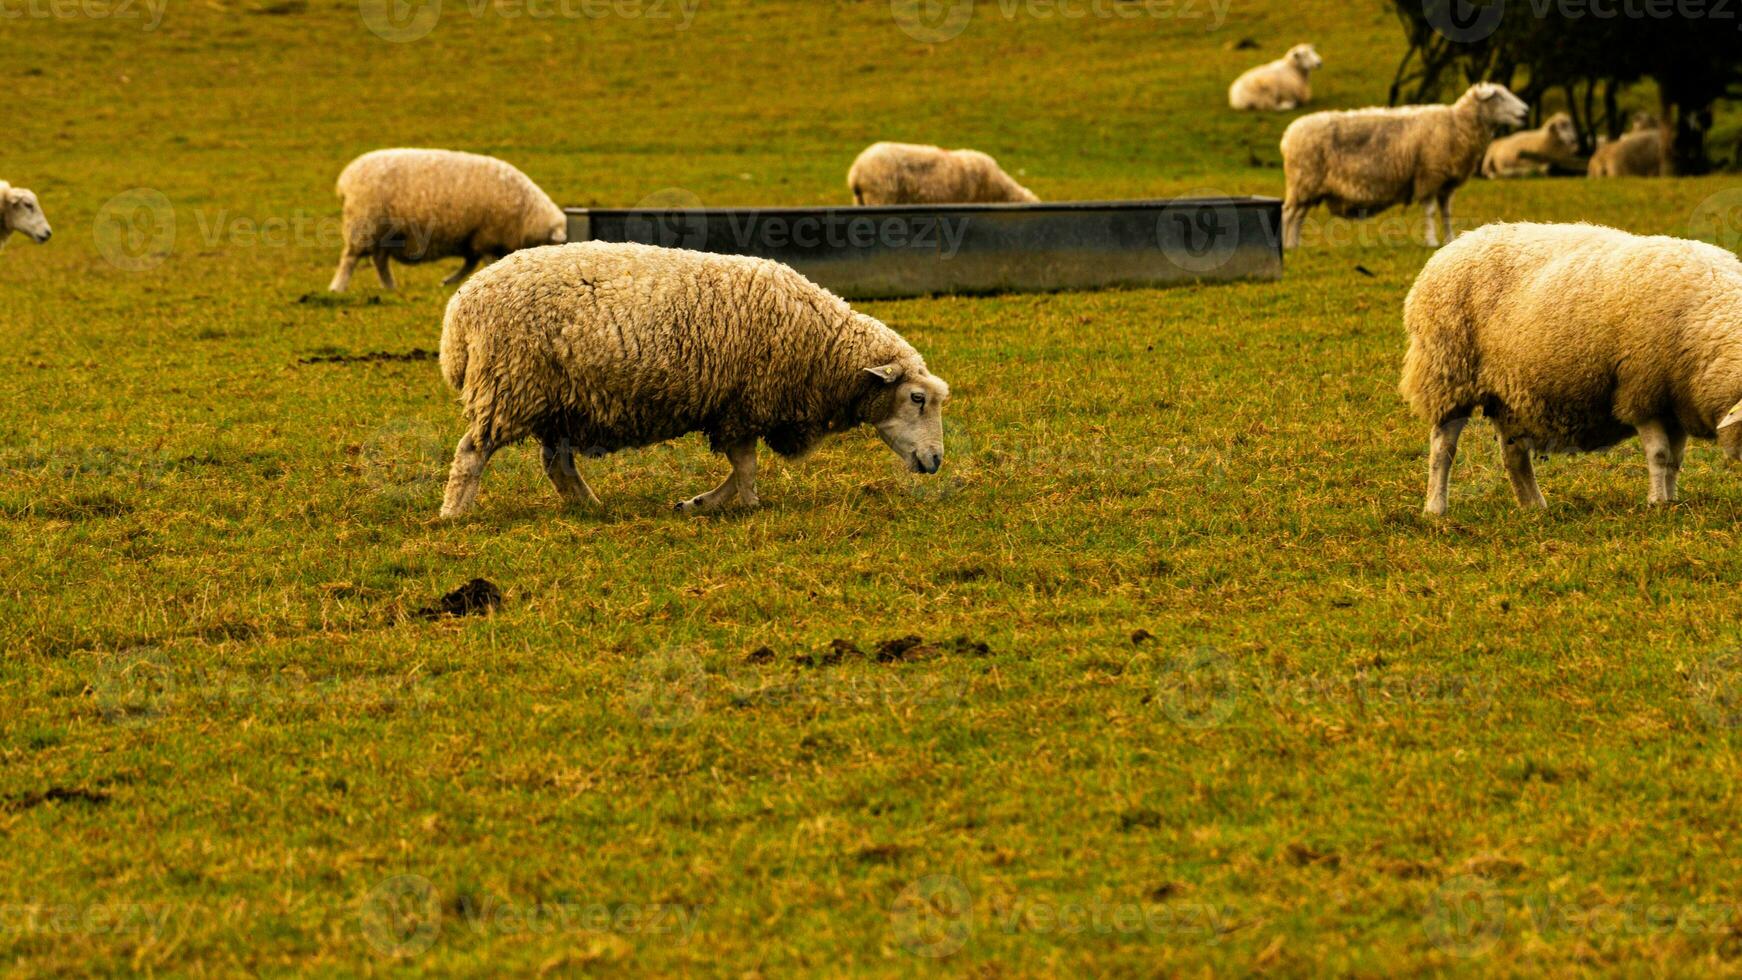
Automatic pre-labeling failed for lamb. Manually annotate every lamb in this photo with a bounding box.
[436,241,951,518]
[1400,222,1742,515]
[1281,83,1529,249]
[1588,117,1664,177]
[847,142,1038,206]
[328,148,567,293]
[0,182,52,245]
[1228,44,1323,112]
[1481,111,1578,178]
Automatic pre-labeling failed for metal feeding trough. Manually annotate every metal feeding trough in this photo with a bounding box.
[563,198,1283,300]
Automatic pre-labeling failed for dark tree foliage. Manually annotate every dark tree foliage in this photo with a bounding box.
[1389,0,1742,173]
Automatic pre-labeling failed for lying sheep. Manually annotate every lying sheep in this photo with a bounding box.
[1281,83,1529,249]
[1228,44,1323,112]
[1588,117,1664,177]
[1481,112,1578,178]
[437,241,951,518]
[328,148,566,292]
[1401,222,1742,515]
[0,182,52,245]
[848,142,1038,205]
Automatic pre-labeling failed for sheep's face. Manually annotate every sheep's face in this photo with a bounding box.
[1,186,51,243]
[1289,44,1323,73]
[544,217,568,246]
[1720,400,1742,460]
[864,363,950,475]
[1471,83,1529,130]
[1545,113,1578,151]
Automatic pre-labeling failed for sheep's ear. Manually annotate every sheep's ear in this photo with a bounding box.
[1719,401,1742,431]
[863,363,903,385]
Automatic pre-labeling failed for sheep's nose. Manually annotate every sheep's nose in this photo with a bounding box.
[923,452,942,474]
[39,229,51,241]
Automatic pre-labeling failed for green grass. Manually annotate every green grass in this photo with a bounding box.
[5,0,1742,974]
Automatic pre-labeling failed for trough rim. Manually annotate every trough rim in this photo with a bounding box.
[564,196,1283,217]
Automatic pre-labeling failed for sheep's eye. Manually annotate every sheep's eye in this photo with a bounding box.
[910,392,925,406]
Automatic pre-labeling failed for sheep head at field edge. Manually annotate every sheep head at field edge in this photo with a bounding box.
[863,362,950,475]
[1546,113,1578,151]
[1289,44,1323,73]
[0,184,52,244]
[1470,83,1530,131]
[1719,399,1742,459]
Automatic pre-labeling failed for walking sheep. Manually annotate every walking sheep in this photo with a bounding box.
[848,142,1039,206]
[1401,222,1742,515]
[437,242,951,518]
[1481,112,1578,178]
[328,148,566,293]
[1,182,52,245]
[1281,83,1529,249]
[1228,44,1323,112]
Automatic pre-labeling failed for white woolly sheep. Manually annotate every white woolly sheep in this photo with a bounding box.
[328,148,566,292]
[436,241,952,518]
[1281,83,1529,249]
[0,182,52,245]
[1481,111,1578,178]
[848,142,1038,206]
[1401,222,1742,515]
[1588,120,1664,178]
[1228,43,1323,112]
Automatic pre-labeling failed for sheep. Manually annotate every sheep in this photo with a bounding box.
[847,142,1038,206]
[1281,83,1529,249]
[436,241,952,518]
[327,148,567,293]
[0,182,52,245]
[1588,117,1664,177]
[1481,111,1578,178]
[1400,222,1742,515]
[1228,43,1323,112]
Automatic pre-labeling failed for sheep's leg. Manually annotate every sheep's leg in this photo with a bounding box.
[1437,191,1457,245]
[443,255,480,286]
[439,430,498,519]
[1638,419,1687,505]
[1281,201,1308,250]
[328,249,362,293]
[539,437,602,508]
[1424,414,1469,517]
[1423,200,1442,248]
[372,251,397,291]
[675,444,758,514]
[1497,427,1548,510]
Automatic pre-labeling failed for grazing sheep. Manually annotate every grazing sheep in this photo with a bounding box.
[437,242,951,518]
[0,182,52,245]
[1281,83,1529,249]
[847,142,1038,205]
[1228,44,1323,112]
[1401,222,1742,515]
[1481,112,1578,178]
[328,148,566,293]
[1588,118,1664,177]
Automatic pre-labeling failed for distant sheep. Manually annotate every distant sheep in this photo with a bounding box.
[1281,83,1529,248]
[1588,117,1664,177]
[1229,44,1323,112]
[1481,112,1578,178]
[437,242,951,518]
[328,148,566,292]
[0,182,52,245]
[1401,222,1742,515]
[848,142,1038,205]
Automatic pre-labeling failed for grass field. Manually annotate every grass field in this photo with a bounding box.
[7,0,1742,974]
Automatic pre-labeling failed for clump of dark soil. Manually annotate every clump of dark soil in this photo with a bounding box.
[298,348,438,365]
[419,578,502,619]
[4,786,112,812]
